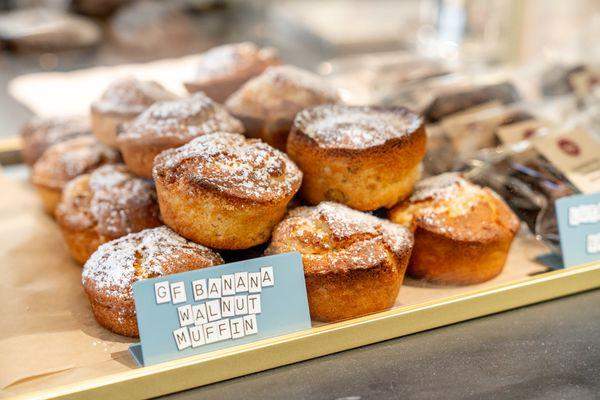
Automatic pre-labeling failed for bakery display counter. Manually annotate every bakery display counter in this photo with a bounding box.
[1,3,600,397]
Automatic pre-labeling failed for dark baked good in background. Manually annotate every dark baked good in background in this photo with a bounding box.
[20,115,90,166]
[497,109,535,127]
[225,65,340,150]
[424,82,521,123]
[540,64,586,97]
[56,164,162,264]
[468,148,577,254]
[108,0,195,55]
[287,104,427,211]
[184,42,281,103]
[0,8,101,52]
[82,226,223,337]
[91,77,177,147]
[266,202,413,322]
[71,0,133,18]
[153,132,302,250]
[31,136,120,215]
[389,173,519,285]
[117,92,244,178]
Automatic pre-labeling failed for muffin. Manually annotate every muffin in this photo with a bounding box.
[31,136,120,215]
[20,115,91,166]
[389,173,520,285]
[153,132,302,249]
[56,164,162,264]
[184,42,281,102]
[117,92,244,178]
[82,226,224,337]
[266,202,413,322]
[287,104,427,211]
[91,77,177,147]
[225,65,340,150]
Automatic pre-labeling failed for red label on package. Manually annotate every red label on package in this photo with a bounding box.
[532,129,600,193]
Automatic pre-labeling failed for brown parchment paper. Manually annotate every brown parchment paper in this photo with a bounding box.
[0,170,549,398]
[0,172,136,398]
[7,55,198,118]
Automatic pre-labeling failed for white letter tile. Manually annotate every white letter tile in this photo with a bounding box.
[177,304,194,327]
[221,296,235,317]
[234,272,248,293]
[189,326,205,348]
[173,327,191,350]
[248,272,261,293]
[230,318,245,339]
[206,299,222,322]
[234,295,248,315]
[260,267,275,287]
[208,278,222,299]
[192,303,208,325]
[243,314,258,335]
[192,279,207,302]
[154,281,171,304]
[247,294,261,314]
[203,321,220,344]
[221,274,235,296]
[217,320,232,341]
[170,281,187,304]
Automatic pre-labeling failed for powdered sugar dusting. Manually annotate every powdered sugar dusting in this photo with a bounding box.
[154,133,302,202]
[392,173,496,239]
[281,202,413,267]
[21,115,90,145]
[192,42,280,82]
[295,104,422,149]
[120,92,243,141]
[88,165,160,237]
[409,173,466,203]
[57,164,161,239]
[92,77,177,114]
[82,226,223,300]
[225,65,340,116]
[20,115,91,165]
[259,65,339,99]
[257,65,338,98]
[315,202,380,240]
[316,202,412,253]
[409,173,486,219]
[31,136,120,189]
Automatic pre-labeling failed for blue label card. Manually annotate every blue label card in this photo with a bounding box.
[130,252,311,366]
[556,192,600,268]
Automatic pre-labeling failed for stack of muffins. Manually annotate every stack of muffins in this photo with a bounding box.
[21,42,519,337]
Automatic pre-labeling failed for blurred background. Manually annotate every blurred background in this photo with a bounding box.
[0,0,599,136]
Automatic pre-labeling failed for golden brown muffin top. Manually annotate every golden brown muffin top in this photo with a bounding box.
[266,202,413,274]
[91,77,177,115]
[20,115,91,166]
[293,104,423,150]
[31,136,120,190]
[153,132,302,203]
[225,65,340,120]
[389,173,520,242]
[190,42,280,84]
[56,164,161,238]
[118,92,244,142]
[82,226,223,304]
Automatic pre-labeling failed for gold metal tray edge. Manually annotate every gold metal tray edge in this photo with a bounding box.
[11,262,600,400]
[0,136,21,154]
